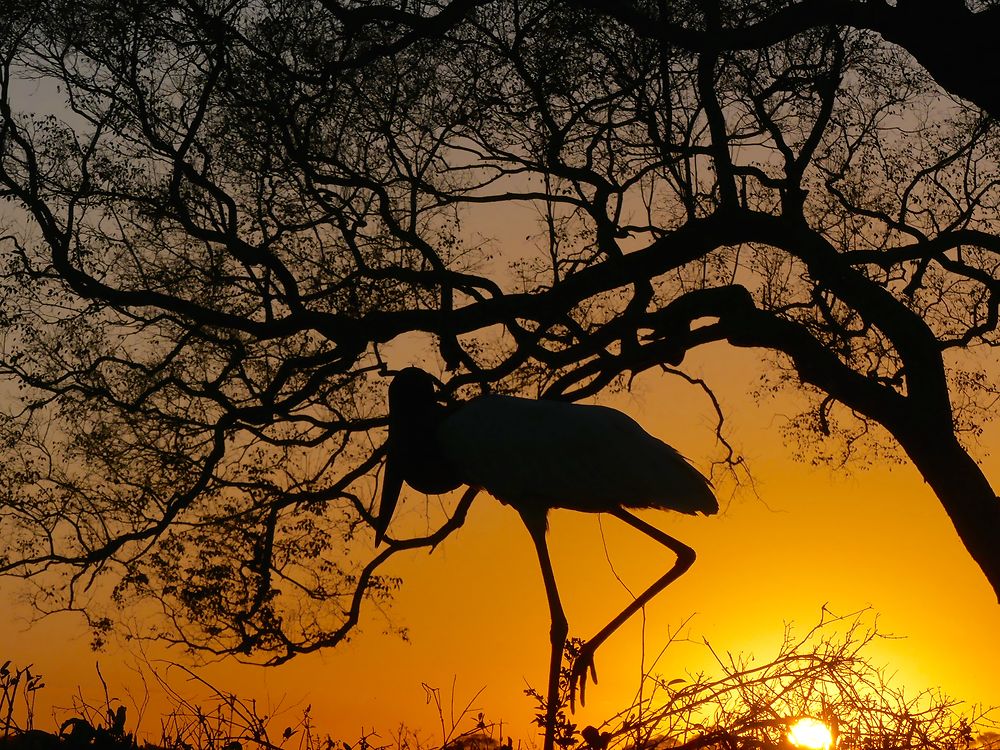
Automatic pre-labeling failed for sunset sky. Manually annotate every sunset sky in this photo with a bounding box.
[3,340,998,744]
[2,8,999,746]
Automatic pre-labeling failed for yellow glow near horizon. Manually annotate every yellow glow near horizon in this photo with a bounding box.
[787,718,835,750]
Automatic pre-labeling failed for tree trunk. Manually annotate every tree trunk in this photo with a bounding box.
[895,427,1000,603]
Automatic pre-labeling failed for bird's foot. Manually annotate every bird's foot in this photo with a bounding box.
[569,643,598,711]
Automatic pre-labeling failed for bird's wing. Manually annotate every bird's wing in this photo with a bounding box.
[438,396,717,515]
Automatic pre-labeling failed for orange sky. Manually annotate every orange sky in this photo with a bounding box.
[3,58,998,749]
[3,342,998,746]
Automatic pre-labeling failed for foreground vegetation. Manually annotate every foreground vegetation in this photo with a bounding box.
[1,612,995,750]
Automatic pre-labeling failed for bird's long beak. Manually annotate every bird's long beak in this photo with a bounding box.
[375,454,403,547]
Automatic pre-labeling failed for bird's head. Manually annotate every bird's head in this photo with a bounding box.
[376,367,445,547]
[388,367,441,415]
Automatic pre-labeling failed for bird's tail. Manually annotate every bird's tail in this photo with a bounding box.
[672,452,719,516]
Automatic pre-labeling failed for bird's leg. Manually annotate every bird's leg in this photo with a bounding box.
[520,509,568,750]
[570,507,696,709]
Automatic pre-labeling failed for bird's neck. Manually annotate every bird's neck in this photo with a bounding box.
[389,402,463,494]
[390,399,442,437]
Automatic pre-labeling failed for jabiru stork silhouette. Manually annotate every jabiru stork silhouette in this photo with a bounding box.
[374,367,717,750]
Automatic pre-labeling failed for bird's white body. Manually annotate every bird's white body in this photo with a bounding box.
[438,395,717,516]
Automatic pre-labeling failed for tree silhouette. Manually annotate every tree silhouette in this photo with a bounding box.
[0,0,998,659]
[575,1,1000,124]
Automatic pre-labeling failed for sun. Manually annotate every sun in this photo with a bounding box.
[787,718,835,750]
